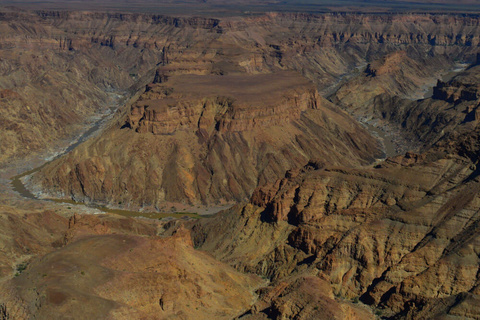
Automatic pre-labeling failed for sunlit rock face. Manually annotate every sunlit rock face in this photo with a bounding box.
[31,71,381,209]
[194,126,480,319]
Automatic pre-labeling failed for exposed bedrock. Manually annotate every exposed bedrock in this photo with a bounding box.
[29,72,382,209]
[5,8,480,320]
[332,53,480,155]
[0,209,261,320]
[193,127,480,319]
[3,10,480,165]
[18,10,480,211]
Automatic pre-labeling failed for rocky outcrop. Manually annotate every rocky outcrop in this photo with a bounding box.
[3,9,480,166]
[29,72,382,210]
[193,126,480,319]
[128,73,320,135]
[0,10,225,166]
[25,9,480,210]
[6,7,480,320]
[240,275,374,319]
[332,54,480,156]
[433,68,480,103]
[333,50,454,109]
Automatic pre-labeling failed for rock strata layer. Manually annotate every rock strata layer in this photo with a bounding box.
[193,126,480,319]
[5,8,480,320]
[30,72,381,209]
[3,10,480,165]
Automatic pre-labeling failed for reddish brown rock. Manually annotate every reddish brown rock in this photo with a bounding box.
[0,204,261,320]
[241,275,374,319]
[30,72,382,209]
[193,127,480,319]
[3,9,480,167]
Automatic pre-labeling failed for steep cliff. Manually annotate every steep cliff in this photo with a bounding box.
[21,10,480,210]
[0,10,223,166]
[193,126,480,319]
[28,72,382,209]
[3,10,480,167]
[5,9,480,320]
[333,60,480,154]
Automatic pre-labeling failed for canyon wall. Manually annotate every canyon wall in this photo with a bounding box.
[194,126,480,319]
[4,8,480,319]
[0,10,222,166]
[3,10,480,166]
[21,10,480,209]
[29,72,382,209]
[333,57,480,154]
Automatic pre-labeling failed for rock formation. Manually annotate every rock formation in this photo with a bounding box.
[0,210,261,319]
[3,10,480,167]
[0,10,225,166]
[4,7,480,320]
[20,10,480,211]
[29,72,381,209]
[193,126,480,319]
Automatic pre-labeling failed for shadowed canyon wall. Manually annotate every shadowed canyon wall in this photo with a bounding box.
[193,123,480,319]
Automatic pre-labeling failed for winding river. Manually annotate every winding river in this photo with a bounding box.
[9,94,200,220]
[9,62,470,216]
[358,62,471,159]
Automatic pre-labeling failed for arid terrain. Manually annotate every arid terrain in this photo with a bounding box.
[2,3,480,320]
[4,0,480,15]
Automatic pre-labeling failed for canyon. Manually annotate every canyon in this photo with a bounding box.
[28,72,381,210]
[2,4,480,320]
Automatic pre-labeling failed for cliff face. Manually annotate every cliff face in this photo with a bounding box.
[127,74,319,135]
[5,9,480,320]
[29,72,382,209]
[331,53,480,157]
[193,127,480,319]
[0,10,223,166]
[433,67,480,102]
[21,10,480,210]
[3,10,480,167]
